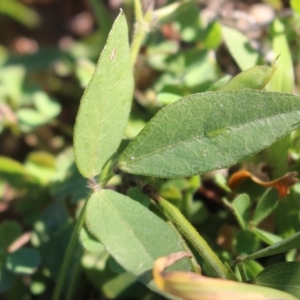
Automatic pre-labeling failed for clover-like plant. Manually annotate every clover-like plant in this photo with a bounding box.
[53,7,300,300]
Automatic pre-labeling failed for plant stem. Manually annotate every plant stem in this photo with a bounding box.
[237,263,247,282]
[130,0,152,64]
[158,196,237,280]
[167,221,201,274]
[65,249,83,300]
[133,0,143,22]
[52,200,87,300]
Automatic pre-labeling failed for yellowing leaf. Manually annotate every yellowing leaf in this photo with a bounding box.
[228,170,298,198]
[153,252,297,300]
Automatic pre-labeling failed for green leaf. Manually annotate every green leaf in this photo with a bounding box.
[0,156,34,188]
[0,0,40,28]
[74,11,134,178]
[231,194,250,230]
[157,93,181,105]
[80,226,105,253]
[266,18,295,237]
[202,21,222,50]
[291,0,300,13]
[222,26,259,71]
[85,189,191,294]
[235,230,260,255]
[154,0,197,25]
[239,231,300,263]
[0,221,22,249]
[173,7,200,42]
[274,191,300,238]
[118,90,300,178]
[16,108,46,130]
[208,75,231,91]
[33,91,61,120]
[241,260,264,281]
[219,65,276,91]
[51,148,88,203]
[25,151,56,184]
[6,248,41,275]
[268,19,294,93]
[252,189,278,226]
[0,65,25,106]
[266,19,293,168]
[255,262,300,298]
[252,228,282,245]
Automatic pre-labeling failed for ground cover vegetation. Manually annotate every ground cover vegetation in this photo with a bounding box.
[1,0,300,299]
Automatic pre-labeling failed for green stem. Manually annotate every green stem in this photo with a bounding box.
[65,249,83,300]
[130,24,147,64]
[130,0,152,64]
[167,221,201,274]
[237,263,247,282]
[52,200,88,300]
[158,196,236,280]
[133,0,143,22]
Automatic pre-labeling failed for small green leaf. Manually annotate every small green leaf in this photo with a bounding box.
[231,194,250,230]
[202,21,222,50]
[0,156,34,188]
[255,262,300,298]
[274,192,299,238]
[241,260,264,281]
[157,93,181,105]
[0,65,25,106]
[222,26,259,71]
[0,0,41,28]
[74,11,134,178]
[25,151,56,184]
[239,231,300,263]
[0,221,22,249]
[16,108,46,130]
[252,189,278,226]
[252,228,282,245]
[154,0,197,25]
[208,75,231,91]
[33,91,61,120]
[85,189,191,294]
[51,148,88,203]
[220,65,276,91]
[118,90,300,178]
[6,248,41,275]
[80,226,105,252]
[236,230,260,255]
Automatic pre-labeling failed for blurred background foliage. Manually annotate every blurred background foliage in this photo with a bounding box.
[0,0,300,299]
